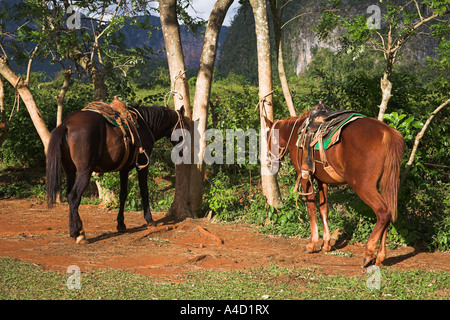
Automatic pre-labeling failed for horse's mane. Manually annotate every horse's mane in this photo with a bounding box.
[133,105,176,131]
[279,111,310,128]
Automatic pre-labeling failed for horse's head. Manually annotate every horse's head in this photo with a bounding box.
[263,116,286,173]
[263,115,305,172]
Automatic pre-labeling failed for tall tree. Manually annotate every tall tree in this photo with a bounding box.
[190,0,235,216]
[269,0,296,116]
[160,0,234,219]
[0,55,51,152]
[250,0,283,208]
[159,0,194,219]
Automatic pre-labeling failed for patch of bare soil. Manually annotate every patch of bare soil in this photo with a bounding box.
[0,199,448,280]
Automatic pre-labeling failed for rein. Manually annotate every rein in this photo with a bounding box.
[268,117,315,196]
[268,117,302,163]
[132,107,186,168]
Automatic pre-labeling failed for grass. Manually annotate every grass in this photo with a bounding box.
[1,257,448,300]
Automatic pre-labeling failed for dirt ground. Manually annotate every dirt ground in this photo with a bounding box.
[0,199,448,280]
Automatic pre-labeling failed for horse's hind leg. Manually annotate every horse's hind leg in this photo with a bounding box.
[376,225,389,266]
[67,169,92,244]
[61,158,76,198]
[350,184,391,267]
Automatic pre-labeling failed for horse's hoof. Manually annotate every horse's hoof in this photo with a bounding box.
[117,224,127,233]
[146,221,157,228]
[76,230,87,244]
[362,256,375,268]
[306,240,323,253]
[375,256,385,267]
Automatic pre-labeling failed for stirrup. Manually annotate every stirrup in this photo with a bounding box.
[136,149,150,170]
[293,173,315,196]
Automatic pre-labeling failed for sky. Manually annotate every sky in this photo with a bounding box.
[185,0,241,26]
[147,1,241,27]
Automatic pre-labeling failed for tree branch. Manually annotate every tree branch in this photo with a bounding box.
[400,97,450,185]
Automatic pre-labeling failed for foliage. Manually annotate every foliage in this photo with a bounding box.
[202,171,240,221]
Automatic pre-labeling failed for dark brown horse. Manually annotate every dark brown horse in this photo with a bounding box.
[46,104,187,244]
[264,111,404,267]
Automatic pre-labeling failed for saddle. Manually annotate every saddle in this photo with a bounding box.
[82,96,149,171]
[296,102,365,188]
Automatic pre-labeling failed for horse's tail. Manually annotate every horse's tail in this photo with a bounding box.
[46,124,66,208]
[380,127,405,223]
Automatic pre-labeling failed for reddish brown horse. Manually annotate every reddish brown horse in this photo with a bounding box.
[46,104,187,244]
[265,111,404,267]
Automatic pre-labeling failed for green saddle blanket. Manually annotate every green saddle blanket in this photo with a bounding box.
[313,112,366,150]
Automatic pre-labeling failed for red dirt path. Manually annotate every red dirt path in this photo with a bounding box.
[0,199,448,280]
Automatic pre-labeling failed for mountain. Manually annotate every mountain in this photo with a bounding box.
[1,0,228,77]
[120,15,229,70]
[217,0,442,82]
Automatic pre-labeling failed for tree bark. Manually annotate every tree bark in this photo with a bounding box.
[0,55,50,153]
[190,0,234,216]
[68,50,107,102]
[400,97,450,184]
[55,70,73,126]
[250,0,283,208]
[377,72,393,121]
[269,0,296,117]
[0,77,8,148]
[159,0,194,219]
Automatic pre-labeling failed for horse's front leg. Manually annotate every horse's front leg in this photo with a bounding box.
[137,167,155,227]
[116,169,130,233]
[301,178,321,253]
[318,181,332,252]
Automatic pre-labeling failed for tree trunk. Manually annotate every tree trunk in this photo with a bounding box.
[68,50,107,102]
[0,77,8,148]
[92,73,107,102]
[377,72,392,121]
[190,0,234,216]
[159,0,194,219]
[55,70,73,126]
[269,0,296,117]
[250,0,283,208]
[0,55,50,153]
[377,35,395,122]
[400,97,450,185]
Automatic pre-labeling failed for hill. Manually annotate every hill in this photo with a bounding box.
[217,0,441,82]
[1,0,228,78]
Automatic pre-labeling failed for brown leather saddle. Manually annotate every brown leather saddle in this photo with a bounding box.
[295,102,365,194]
[82,96,149,171]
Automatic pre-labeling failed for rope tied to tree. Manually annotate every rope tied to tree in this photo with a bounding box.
[164,69,187,109]
[254,90,274,118]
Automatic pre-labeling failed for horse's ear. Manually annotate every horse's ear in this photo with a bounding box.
[263,116,273,129]
[178,105,185,117]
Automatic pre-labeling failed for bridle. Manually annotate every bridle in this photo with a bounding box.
[267,117,302,168]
